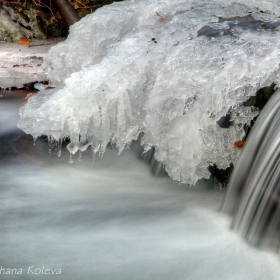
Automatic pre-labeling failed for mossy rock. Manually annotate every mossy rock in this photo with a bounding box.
[0,8,32,41]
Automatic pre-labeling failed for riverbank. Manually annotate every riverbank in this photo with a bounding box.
[0,38,64,89]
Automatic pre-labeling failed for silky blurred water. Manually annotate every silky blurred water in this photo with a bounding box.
[0,91,279,280]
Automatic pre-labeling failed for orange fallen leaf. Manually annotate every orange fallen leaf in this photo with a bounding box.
[234,140,245,149]
[18,38,30,45]
[156,12,164,21]
[25,92,37,100]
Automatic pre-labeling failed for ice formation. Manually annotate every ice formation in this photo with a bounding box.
[18,0,280,185]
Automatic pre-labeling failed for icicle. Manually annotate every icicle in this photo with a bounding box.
[69,152,74,164]
[33,136,37,146]
[48,134,52,153]
[47,132,57,153]
[0,88,5,97]
[124,142,130,150]
[57,137,62,157]
[66,133,79,159]
[79,123,91,153]
[92,150,96,162]
[78,150,82,161]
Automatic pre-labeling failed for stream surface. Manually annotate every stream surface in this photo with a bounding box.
[0,91,280,280]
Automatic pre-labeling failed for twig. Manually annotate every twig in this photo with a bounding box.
[28,40,64,47]
[0,0,26,8]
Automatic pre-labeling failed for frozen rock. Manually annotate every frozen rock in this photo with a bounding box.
[0,39,62,89]
[18,0,280,185]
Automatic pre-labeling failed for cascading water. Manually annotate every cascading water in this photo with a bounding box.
[222,88,280,252]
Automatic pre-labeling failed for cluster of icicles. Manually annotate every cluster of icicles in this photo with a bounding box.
[45,132,126,164]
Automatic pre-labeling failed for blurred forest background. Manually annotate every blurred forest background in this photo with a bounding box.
[0,0,122,40]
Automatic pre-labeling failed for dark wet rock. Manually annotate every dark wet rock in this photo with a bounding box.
[198,25,232,37]
[218,15,264,29]
[198,15,280,38]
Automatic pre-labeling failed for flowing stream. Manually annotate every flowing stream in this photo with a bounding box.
[222,89,280,251]
[0,91,280,279]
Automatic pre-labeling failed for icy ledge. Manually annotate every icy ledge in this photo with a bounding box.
[18,0,280,185]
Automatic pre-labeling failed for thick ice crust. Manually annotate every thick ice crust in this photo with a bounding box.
[18,0,280,184]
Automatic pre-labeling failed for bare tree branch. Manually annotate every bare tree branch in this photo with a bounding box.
[52,0,80,26]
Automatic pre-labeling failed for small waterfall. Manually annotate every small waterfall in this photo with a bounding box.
[222,89,280,252]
